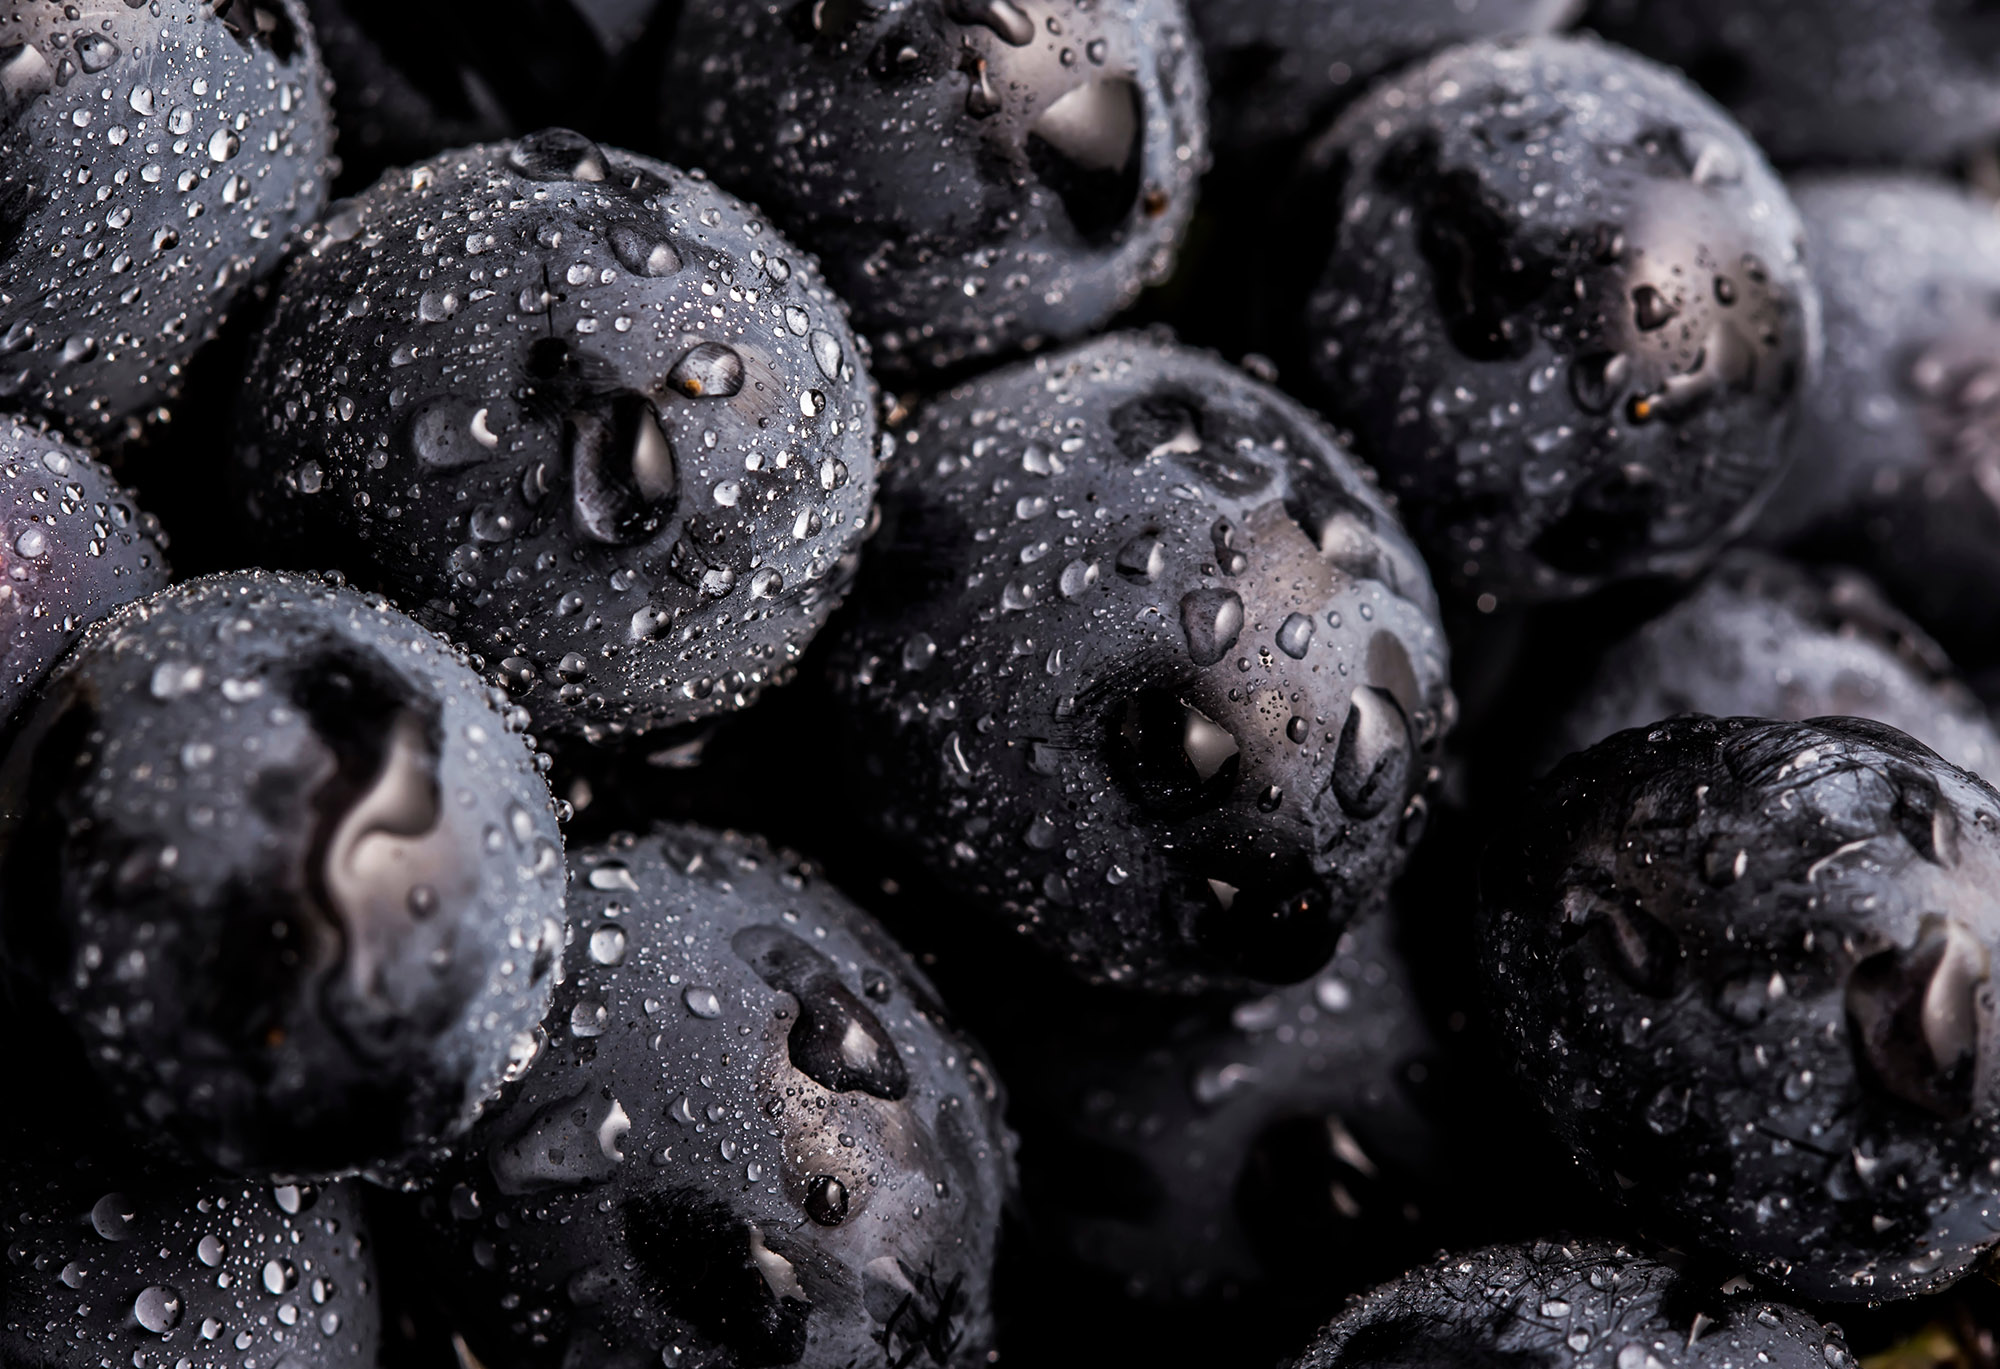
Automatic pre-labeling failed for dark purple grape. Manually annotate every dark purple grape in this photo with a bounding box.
[1483,715,2000,1300]
[1751,175,2000,681]
[0,570,568,1180]
[825,333,1452,993]
[1589,0,2000,169]
[233,132,879,742]
[1285,36,1820,606]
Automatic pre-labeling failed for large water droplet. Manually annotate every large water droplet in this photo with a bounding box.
[589,925,627,966]
[571,999,609,1037]
[809,330,843,381]
[409,400,495,471]
[609,224,680,277]
[1330,686,1409,818]
[569,394,678,546]
[489,1092,631,1194]
[1631,284,1678,332]
[75,34,119,74]
[91,1192,136,1240]
[1115,534,1166,581]
[1848,916,1989,1119]
[508,128,609,183]
[667,343,745,399]
[133,1285,182,1334]
[1276,613,1315,659]
[1179,588,1244,667]
[804,1174,849,1225]
[732,926,909,1099]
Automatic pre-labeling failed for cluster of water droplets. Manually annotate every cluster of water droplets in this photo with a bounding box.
[0,416,169,718]
[1293,1240,1853,1369]
[0,0,331,440]
[0,1168,378,1368]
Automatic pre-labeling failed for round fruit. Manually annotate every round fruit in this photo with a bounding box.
[1192,0,1581,163]
[0,570,568,1180]
[233,131,879,742]
[1750,176,2000,678]
[1014,903,1444,1301]
[1285,36,1820,606]
[1289,1239,1853,1369]
[1588,0,2000,169]
[1482,714,2000,1300]
[1543,552,2000,779]
[0,0,332,442]
[825,333,1452,993]
[416,826,1015,1369]
[655,0,1208,379]
[0,416,169,727]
